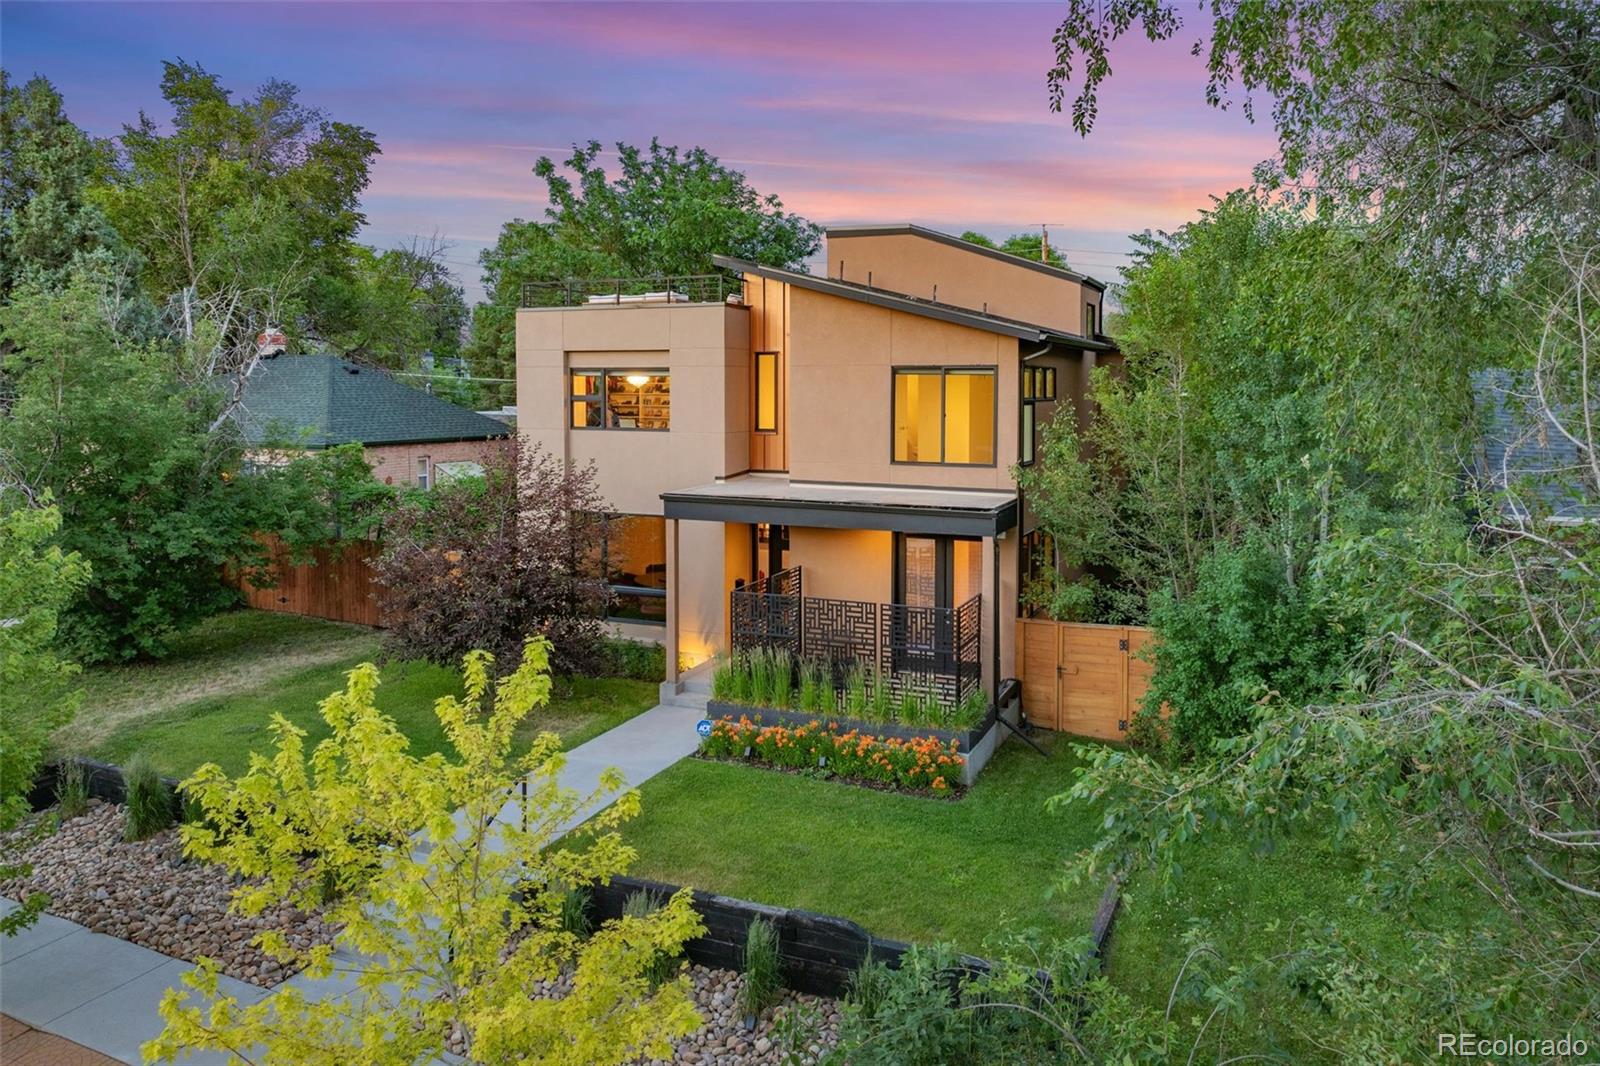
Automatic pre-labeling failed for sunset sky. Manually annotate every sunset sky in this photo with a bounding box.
[2,1,1277,302]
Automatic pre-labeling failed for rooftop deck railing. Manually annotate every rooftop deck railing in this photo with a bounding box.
[521,274,741,309]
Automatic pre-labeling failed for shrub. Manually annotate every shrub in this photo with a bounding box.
[54,759,89,820]
[738,918,782,1018]
[701,716,963,793]
[623,889,683,988]
[1144,538,1361,756]
[374,439,611,676]
[599,638,666,681]
[122,754,174,841]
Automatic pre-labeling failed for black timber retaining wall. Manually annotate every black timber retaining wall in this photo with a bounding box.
[591,873,1121,1000]
[27,756,185,820]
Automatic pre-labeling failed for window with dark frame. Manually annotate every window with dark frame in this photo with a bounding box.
[598,514,667,625]
[892,366,996,465]
[569,369,670,430]
[1020,401,1036,465]
[755,351,778,432]
[1085,304,1098,337]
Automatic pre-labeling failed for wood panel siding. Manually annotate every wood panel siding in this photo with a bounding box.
[746,274,788,472]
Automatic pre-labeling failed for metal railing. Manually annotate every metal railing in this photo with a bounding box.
[729,565,982,709]
[521,274,742,309]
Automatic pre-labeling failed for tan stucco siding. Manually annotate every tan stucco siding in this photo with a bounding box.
[784,285,1021,490]
[828,232,1097,337]
[514,303,749,515]
[786,528,894,603]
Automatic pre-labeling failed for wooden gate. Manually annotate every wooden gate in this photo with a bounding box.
[1014,619,1156,740]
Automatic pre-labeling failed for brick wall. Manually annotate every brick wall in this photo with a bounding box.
[366,439,501,488]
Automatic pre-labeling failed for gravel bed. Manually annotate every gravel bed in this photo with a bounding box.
[445,963,841,1064]
[0,801,338,987]
[637,964,841,1065]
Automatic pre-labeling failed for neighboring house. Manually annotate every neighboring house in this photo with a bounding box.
[1472,368,1599,523]
[515,222,1119,708]
[239,353,511,488]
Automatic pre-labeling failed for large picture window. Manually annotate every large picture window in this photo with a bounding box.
[600,514,666,624]
[892,367,996,465]
[569,369,670,430]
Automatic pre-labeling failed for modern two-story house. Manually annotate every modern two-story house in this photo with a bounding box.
[515,224,1118,714]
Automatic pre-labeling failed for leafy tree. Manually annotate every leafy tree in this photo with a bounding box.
[0,270,266,660]
[146,637,705,1065]
[254,443,397,555]
[0,497,87,936]
[1020,192,1495,621]
[959,230,1070,270]
[468,139,821,396]
[375,439,611,675]
[0,72,115,297]
[92,60,379,349]
[316,238,468,370]
[1046,0,1600,274]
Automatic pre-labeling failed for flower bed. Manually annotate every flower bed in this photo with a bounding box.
[700,715,965,794]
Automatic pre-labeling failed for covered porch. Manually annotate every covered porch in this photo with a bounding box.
[660,477,1019,708]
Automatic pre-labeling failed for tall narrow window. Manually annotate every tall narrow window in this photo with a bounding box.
[893,370,943,462]
[571,372,602,427]
[893,367,996,465]
[943,369,995,464]
[755,351,778,432]
[416,456,431,491]
[1085,304,1097,337]
[1020,400,1036,465]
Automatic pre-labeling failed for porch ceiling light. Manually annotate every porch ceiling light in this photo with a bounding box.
[625,373,652,387]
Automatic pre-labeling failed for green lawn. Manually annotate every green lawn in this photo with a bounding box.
[615,736,1107,954]
[70,610,660,779]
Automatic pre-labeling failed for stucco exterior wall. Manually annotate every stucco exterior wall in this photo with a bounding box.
[784,286,1022,490]
[515,302,749,663]
[827,232,1101,338]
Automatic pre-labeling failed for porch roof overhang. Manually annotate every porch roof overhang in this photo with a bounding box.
[661,478,1019,538]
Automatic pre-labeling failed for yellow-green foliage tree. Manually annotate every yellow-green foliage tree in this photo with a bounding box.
[145,637,704,1066]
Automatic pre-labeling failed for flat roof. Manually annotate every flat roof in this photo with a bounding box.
[662,476,1019,537]
[712,255,1115,353]
[826,223,1108,293]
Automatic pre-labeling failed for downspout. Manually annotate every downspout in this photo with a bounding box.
[1005,337,1051,712]
[992,531,1001,712]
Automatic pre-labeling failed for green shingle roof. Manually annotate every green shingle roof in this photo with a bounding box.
[239,354,511,448]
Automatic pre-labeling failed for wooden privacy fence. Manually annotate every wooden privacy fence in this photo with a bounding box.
[235,534,387,626]
[1015,619,1156,740]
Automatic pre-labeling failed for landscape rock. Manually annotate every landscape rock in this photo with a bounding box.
[0,804,338,988]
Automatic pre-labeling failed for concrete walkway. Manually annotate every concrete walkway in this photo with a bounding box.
[0,692,707,1064]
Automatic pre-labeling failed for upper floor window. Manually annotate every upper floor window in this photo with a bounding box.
[755,352,778,432]
[1085,304,1098,337]
[1023,366,1056,401]
[571,369,670,430]
[893,367,996,465]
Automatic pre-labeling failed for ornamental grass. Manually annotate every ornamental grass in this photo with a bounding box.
[700,716,964,793]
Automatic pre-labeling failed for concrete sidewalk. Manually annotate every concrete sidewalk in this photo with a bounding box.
[0,695,706,1064]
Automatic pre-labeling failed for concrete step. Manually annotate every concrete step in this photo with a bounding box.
[667,689,710,711]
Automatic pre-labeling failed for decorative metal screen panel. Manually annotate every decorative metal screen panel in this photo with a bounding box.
[802,597,878,679]
[726,565,981,712]
[730,565,803,657]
